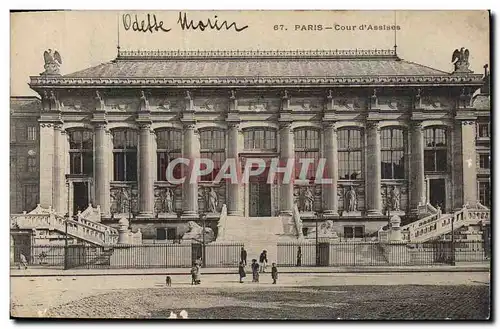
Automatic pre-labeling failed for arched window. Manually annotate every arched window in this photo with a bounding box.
[112,129,138,181]
[243,128,277,150]
[69,130,93,175]
[424,127,447,172]
[381,128,405,179]
[294,128,320,180]
[338,128,363,180]
[156,129,182,181]
[200,129,226,182]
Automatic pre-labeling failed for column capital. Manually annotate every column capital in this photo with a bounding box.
[322,121,337,131]
[279,122,292,130]
[138,123,152,130]
[366,121,380,131]
[410,120,424,131]
[461,120,476,126]
[228,122,241,131]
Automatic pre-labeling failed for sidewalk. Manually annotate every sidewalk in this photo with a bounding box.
[10,262,490,277]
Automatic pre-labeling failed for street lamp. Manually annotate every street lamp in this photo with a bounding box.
[200,212,207,268]
[450,214,455,266]
[314,210,323,266]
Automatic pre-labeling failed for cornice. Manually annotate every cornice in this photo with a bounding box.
[116,49,398,60]
[29,74,484,88]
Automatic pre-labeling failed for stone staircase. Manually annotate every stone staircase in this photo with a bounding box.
[399,204,490,243]
[218,215,285,263]
[11,204,118,246]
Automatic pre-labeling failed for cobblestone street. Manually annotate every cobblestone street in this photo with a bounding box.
[11,271,490,319]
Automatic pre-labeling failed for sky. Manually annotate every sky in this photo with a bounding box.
[10,10,490,96]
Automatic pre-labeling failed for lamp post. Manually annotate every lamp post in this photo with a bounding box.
[450,214,455,266]
[200,212,207,268]
[128,184,133,229]
[315,210,323,266]
[64,214,69,270]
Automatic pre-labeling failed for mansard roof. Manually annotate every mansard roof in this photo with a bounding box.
[30,49,484,88]
[10,96,41,113]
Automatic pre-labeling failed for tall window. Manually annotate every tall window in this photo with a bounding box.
[200,129,226,181]
[479,153,490,169]
[157,129,182,181]
[113,129,138,181]
[27,157,37,173]
[27,126,37,141]
[69,130,93,175]
[338,129,363,180]
[424,127,447,172]
[294,128,320,180]
[381,128,405,179]
[23,184,38,211]
[244,128,277,150]
[477,123,490,138]
[478,181,490,207]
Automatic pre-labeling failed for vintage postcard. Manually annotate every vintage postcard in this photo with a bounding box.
[10,10,490,320]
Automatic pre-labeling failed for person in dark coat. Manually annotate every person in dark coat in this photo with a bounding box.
[240,247,247,266]
[251,259,260,282]
[259,250,268,273]
[238,261,246,283]
[271,263,278,284]
[296,246,302,267]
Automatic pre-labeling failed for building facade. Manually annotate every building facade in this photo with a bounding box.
[23,49,489,241]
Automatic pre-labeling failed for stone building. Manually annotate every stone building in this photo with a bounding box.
[10,96,41,213]
[23,48,489,241]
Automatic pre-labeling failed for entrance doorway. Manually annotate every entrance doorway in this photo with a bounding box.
[73,182,89,215]
[429,179,446,210]
[249,180,272,217]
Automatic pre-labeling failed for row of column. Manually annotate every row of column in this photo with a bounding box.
[39,120,476,218]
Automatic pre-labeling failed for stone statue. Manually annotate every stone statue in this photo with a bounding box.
[302,187,314,212]
[42,49,62,75]
[452,47,471,73]
[165,188,174,213]
[182,221,215,243]
[345,186,357,212]
[208,187,218,213]
[390,186,401,211]
[140,90,150,111]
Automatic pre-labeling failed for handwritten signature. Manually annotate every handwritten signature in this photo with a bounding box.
[122,12,249,33]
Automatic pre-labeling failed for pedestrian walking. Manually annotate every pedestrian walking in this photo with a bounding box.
[240,247,247,266]
[238,261,246,283]
[191,263,201,285]
[251,259,260,282]
[296,246,302,267]
[271,263,278,284]
[259,250,268,273]
[18,253,28,270]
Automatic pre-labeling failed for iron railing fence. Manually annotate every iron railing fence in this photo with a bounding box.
[277,240,490,267]
[10,242,244,270]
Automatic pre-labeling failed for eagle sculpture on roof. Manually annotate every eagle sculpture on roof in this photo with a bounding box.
[451,47,471,73]
[41,49,62,75]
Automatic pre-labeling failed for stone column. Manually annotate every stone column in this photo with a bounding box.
[409,121,426,212]
[182,124,200,216]
[52,125,63,213]
[366,121,382,216]
[227,123,243,216]
[94,124,111,216]
[138,124,154,216]
[279,123,295,215]
[39,123,55,208]
[323,123,339,216]
[461,120,478,206]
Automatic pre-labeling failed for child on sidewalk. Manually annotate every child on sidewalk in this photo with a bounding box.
[271,263,278,284]
[251,259,259,282]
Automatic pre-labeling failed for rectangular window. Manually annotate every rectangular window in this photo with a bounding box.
[23,184,38,211]
[200,130,226,182]
[479,154,490,169]
[478,182,490,207]
[477,123,490,138]
[167,228,177,240]
[27,157,37,173]
[156,228,166,240]
[156,130,182,181]
[381,128,405,179]
[113,130,138,182]
[424,128,448,172]
[27,126,37,141]
[343,225,365,239]
[338,129,363,180]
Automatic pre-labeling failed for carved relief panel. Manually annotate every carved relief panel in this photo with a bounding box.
[194,97,229,112]
[381,184,408,213]
[154,185,182,214]
[337,185,365,213]
[105,96,140,112]
[418,96,455,111]
[60,96,95,112]
[148,96,184,112]
[110,185,138,214]
[290,97,323,112]
[333,96,367,111]
[293,185,322,212]
[377,96,411,111]
[198,185,226,213]
[238,97,280,112]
